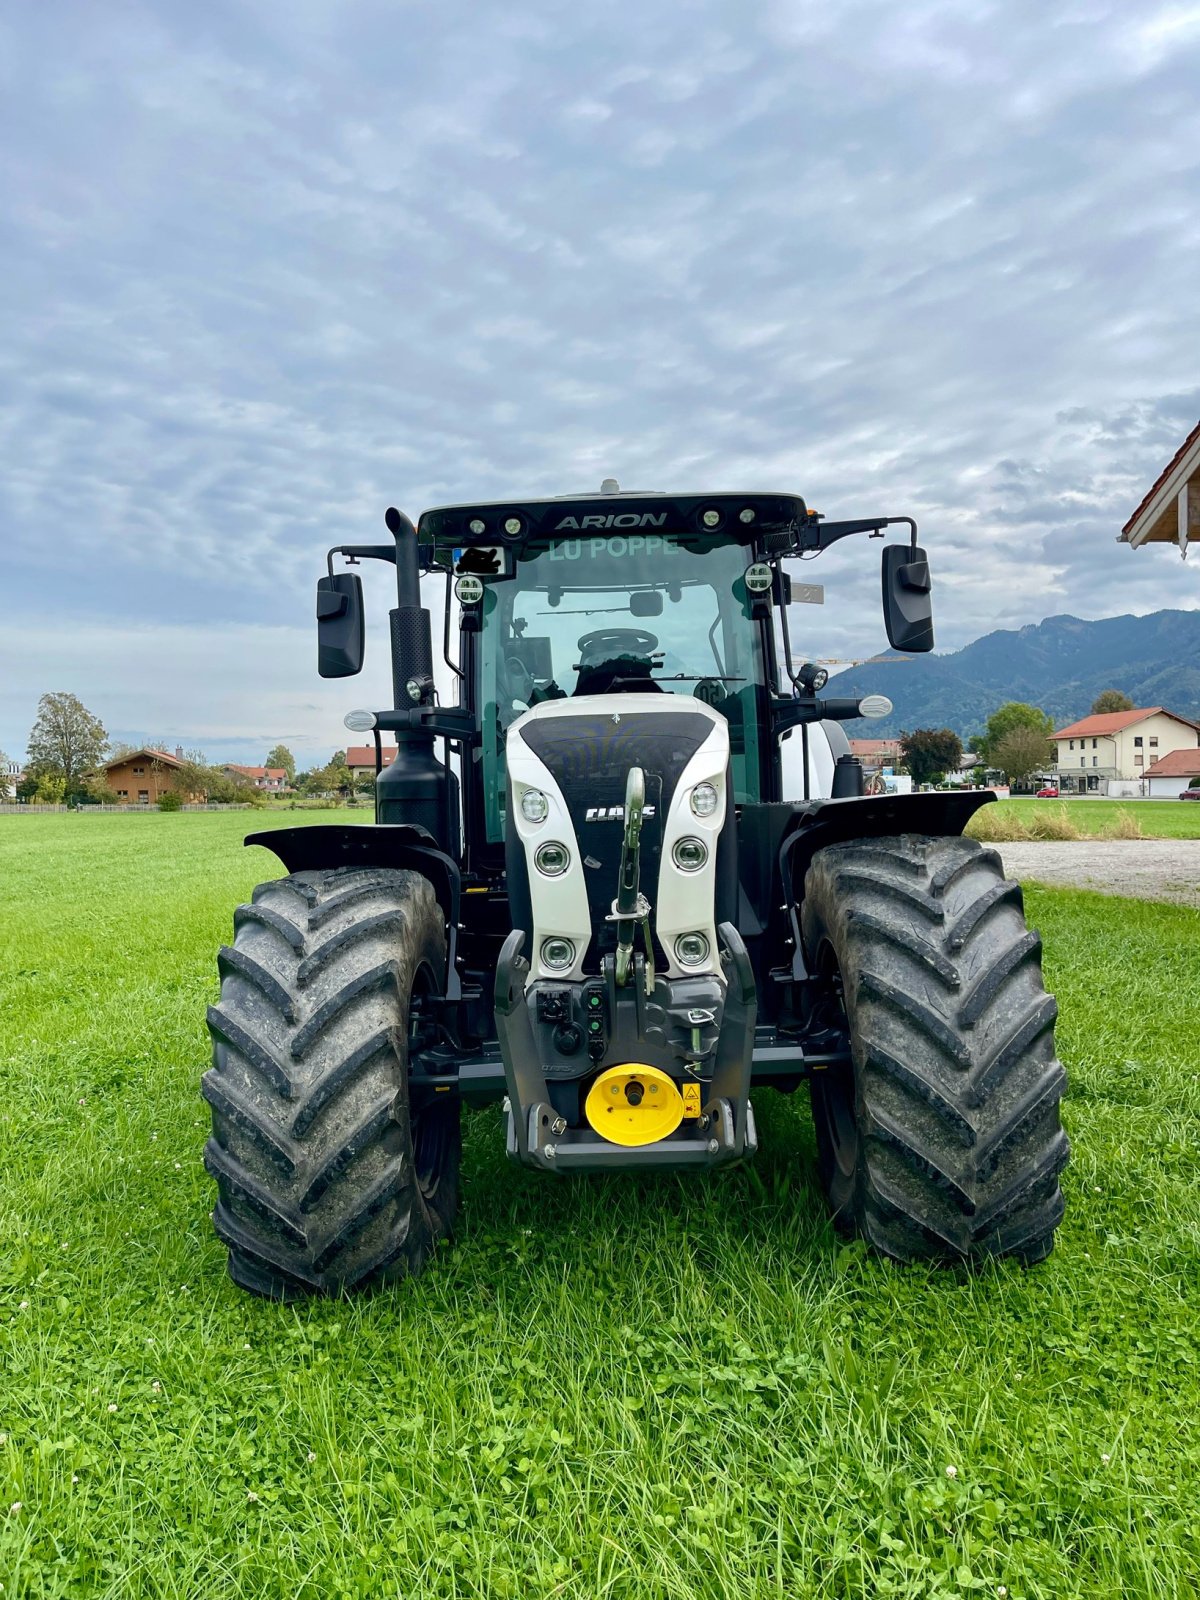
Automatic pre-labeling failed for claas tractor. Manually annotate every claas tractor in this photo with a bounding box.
[202,484,1068,1298]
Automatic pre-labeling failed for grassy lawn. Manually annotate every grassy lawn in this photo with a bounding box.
[977,797,1200,839]
[3,813,1200,1598]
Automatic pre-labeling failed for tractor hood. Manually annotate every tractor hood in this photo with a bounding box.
[504,696,734,984]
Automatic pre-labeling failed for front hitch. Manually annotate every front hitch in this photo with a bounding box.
[609,765,655,993]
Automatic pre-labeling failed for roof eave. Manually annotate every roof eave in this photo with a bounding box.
[1121,421,1200,547]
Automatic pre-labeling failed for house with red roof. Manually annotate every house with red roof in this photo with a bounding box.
[99,747,200,804]
[1143,746,1200,799]
[1052,707,1200,794]
[344,745,397,774]
[222,764,289,792]
[1120,419,1200,557]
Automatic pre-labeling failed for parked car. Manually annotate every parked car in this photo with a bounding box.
[1181,788,1200,801]
[1036,786,1060,798]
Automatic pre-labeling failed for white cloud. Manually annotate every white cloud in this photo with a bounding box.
[2,0,1199,758]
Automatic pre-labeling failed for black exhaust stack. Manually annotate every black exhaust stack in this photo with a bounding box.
[375,507,459,851]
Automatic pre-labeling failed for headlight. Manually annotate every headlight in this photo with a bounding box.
[674,932,710,967]
[455,574,484,604]
[689,781,719,818]
[541,938,575,971]
[672,836,708,872]
[743,562,773,594]
[520,788,549,823]
[535,841,570,876]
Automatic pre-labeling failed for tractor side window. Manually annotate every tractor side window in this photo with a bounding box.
[478,535,764,842]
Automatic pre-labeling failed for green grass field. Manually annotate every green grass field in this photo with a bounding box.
[978,797,1200,839]
[3,813,1200,1599]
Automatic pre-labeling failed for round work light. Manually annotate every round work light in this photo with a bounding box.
[520,788,549,824]
[689,781,719,818]
[674,932,710,968]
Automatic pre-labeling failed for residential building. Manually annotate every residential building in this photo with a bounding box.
[2,759,18,800]
[223,764,289,792]
[1051,707,1200,794]
[1143,747,1200,798]
[848,737,902,774]
[1120,418,1200,556]
[98,748,199,804]
[345,745,398,774]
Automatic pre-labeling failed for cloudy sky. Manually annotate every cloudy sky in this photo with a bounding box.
[2,0,1199,767]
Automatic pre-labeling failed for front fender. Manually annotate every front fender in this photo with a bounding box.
[245,823,462,1000]
[772,790,994,986]
[779,790,994,892]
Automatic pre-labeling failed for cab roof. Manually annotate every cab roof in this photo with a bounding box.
[417,489,810,548]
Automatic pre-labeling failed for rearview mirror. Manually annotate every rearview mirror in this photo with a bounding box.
[316,573,365,677]
[629,591,663,617]
[881,544,934,653]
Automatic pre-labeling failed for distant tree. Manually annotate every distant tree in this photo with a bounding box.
[34,774,67,805]
[0,747,15,799]
[979,702,1055,764]
[992,726,1057,784]
[168,751,263,806]
[1090,689,1135,715]
[158,789,183,812]
[900,728,963,787]
[26,692,108,798]
[265,744,295,783]
[110,737,174,760]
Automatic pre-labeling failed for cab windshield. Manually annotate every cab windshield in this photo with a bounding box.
[477,533,765,841]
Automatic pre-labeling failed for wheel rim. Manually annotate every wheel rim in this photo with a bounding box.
[812,939,858,1185]
[408,962,453,1204]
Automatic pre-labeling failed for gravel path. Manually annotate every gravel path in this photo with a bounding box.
[993,839,1200,908]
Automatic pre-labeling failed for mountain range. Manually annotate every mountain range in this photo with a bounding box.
[828,609,1200,738]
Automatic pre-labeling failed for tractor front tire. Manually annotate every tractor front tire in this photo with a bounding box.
[802,834,1068,1265]
[203,867,460,1299]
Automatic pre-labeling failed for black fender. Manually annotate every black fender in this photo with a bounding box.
[245,824,462,1001]
[776,790,994,980]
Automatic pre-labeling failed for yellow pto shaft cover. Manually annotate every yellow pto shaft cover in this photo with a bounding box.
[585,1064,684,1147]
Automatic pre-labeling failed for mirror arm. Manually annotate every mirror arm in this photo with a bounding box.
[326,543,397,578]
[798,515,918,554]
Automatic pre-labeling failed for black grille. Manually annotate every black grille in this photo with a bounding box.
[520,709,714,967]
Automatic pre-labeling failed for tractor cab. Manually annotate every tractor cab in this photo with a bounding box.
[428,497,775,846]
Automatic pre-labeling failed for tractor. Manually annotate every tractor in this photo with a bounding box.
[202,485,1068,1298]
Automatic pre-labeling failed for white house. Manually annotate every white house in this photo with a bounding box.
[1052,707,1200,795]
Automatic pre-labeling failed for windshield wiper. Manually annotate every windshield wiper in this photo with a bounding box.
[650,671,745,681]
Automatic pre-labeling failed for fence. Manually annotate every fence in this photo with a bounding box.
[0,803,258,815]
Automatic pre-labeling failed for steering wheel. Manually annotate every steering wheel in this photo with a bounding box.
[576,627,660,661]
